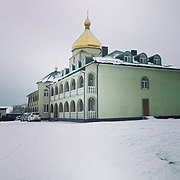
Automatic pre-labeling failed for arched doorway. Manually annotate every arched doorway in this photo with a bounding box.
[54,103,58,119]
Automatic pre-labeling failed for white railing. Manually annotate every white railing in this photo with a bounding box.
[65,91,70,98]
[59,113,63,118]
[71,90,76,97]
[70,112,76,119]
[78,87,84,95]
[50,113,54,118]
[59,93,64,99]
[88,86,96,93]
[77,112,84,119]
[88,111,96,119]
[55,95,59,100]
[51,96,54,101]
[64,112,69,118]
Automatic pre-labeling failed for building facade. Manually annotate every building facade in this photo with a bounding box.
[27,16,180,121]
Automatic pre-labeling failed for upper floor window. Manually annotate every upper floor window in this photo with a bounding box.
[51,88,54,96]
[141,76,149,89]
[88,73,95,86]
[55,86,58,95]
[71,79,76,90]
[44,89,49,97]
[64,81,69,92]
[78,75,84,88]
[59,84,63,94]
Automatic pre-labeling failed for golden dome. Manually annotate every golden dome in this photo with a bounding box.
[72,17,101,51]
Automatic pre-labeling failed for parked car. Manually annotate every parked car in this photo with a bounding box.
[21,113,31,121]
[15,115,23,121]
[28,112,41,122]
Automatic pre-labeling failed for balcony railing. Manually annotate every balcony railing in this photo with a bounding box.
[77,112,84,119]
[59,93,64,99]
[50,113,54,118]
[55,95,59,100]
[88,111,96,119]
[64,112,69,118]
[51,96,54,101]
[65,91,70,98]
[78,87,84,95]
[88,86,96,93]
[71,89,76,97]
[59,113,63,118]
[70,112,76,119]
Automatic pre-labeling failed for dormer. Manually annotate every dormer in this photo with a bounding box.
[134,53,148,64]
[149,54,162,65]
[116,51,133,63]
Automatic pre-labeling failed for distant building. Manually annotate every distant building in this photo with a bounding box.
[27,68,61,119]
[0,107,7,119]
[27,16,180,121]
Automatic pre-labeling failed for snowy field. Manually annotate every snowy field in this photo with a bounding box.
[0,118,180,180]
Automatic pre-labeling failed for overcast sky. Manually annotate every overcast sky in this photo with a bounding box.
[0,0,180,106]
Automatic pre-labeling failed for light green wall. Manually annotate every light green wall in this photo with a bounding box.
[38,82,50,119]
[98,64,180,118]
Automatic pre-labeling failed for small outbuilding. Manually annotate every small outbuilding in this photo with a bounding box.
[0,107,7,119]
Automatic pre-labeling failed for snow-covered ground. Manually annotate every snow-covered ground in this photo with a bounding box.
[0,118,180,180]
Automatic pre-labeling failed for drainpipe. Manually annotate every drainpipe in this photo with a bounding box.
[97,63,99,120]
[80,69,85,122]
[84,71,85,122]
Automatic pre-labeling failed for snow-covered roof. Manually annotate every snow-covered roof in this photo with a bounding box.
[37,69,61,83]
[93,57,180,70]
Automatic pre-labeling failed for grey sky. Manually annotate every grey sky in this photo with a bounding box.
[0,0,180,106]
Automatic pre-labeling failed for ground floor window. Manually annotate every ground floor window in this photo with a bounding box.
[44,104,49,112]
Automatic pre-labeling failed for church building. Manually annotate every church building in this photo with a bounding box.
[27,16,180,121]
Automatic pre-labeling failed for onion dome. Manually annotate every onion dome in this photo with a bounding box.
[72,16,101,51]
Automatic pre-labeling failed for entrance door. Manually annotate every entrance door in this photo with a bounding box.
[142,99,149,116]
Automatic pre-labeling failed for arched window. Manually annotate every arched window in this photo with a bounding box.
[71,79,76,90]
[55,86,58,95]
[50,104,54,113]
[59,84,63,94]
[54,103,58,118]
[64,81,69,92]
[51,88,54,96]
[88,73,95,86]
[78,76,84,88]
[70,100,75,112]
[64,101,69,112]
[77,99,83,112]
[141,76,149,89]
[88,97,95,111]
[59,103,63,112]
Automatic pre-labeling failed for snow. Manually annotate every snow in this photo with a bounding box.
[94,57,179,70]
[0,118,180,180]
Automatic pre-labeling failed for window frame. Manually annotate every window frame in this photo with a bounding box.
[141,76,149,89]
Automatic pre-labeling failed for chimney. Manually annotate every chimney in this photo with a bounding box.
[102,46,108,57]
[131,50,137,56]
